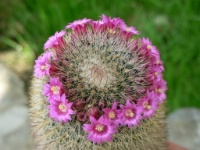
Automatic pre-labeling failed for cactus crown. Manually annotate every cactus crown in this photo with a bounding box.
[32,15,167,144]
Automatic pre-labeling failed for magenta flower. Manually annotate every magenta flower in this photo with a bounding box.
[90,20,105,32]
[120,100,142,128]
[43,77,63,100]
[120,25,140,35]
[154,79,167,102]
[101,14,125,27]
[101,14,112,23]
[103,101,121,126]
[154,59,164,72]
[66,18,91,29]
[48,94,75,123]
[137,91,159,118]
[34,51,54,78]
[91,15,124,33]
[83,116,116,144]
[147,65,163,82]
[141,38,159,56]
[44,30,66,49]
[112,17,126,27]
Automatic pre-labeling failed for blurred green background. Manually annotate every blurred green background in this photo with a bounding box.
[0,0,199,113]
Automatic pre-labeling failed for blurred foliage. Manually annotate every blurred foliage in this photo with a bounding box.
[0,0,200,112]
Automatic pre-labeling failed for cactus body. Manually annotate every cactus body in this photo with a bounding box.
[29,15,167,150]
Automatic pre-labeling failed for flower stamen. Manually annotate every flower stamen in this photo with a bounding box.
[147,45,152,49]
[58,103,68,112]
[51,86,60,94]
[125,109,135,118]
[95,124,104,132]
[41,64,48,70]
[143,101,152,110]
[157,88,163,93]
[108,111,116,119]
[108,28,116,34]
[146,105,151,110]
[126,28,131,32]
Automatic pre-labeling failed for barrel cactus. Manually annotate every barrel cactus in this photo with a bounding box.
[29,15,167,150]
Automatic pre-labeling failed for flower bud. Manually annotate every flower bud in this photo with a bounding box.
[98,100,106,109]
[77,111,87,122]
[87,107,101,119]
[73,99,85,110]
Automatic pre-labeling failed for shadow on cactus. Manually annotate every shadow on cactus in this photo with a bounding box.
[29,15,167,150]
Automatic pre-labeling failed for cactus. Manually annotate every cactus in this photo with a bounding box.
[29,15,167,150]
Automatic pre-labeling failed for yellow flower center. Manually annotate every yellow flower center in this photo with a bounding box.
[77,21,82,25]
[147,45,152,49]
[51,86,60,94]
[125,109,134,118]
[126,28,131,32]
[95,124,104,132]
[147,105,152,110]
[108,111,116,119]
[58,103,67,112]
[143,101,151,110]
[155,72,158,76]
[108,28,116,34]
[41,65,48,70]
[157,88,163,93]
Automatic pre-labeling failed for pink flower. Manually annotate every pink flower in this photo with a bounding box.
[66,18,91,29]
[100,14,126,32]
[141,38,159,56]
[101,14,112,23]
[154,59,164,72]
[103,101,121,126]
[112,17,126,27]
[44,30,66,49]
[154,79,167,102]
[120,100,142,128]
[34,51,54,78]
[101,14,125,27]
[100,14,139,36]
[83,116,116,144]
[120,25,140,35]
[91,15,125,33]
[48,94,75,123]
[147,65,163,82]
[43,77,63,100]
[137,91,159,118]
[90,20,104,32]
